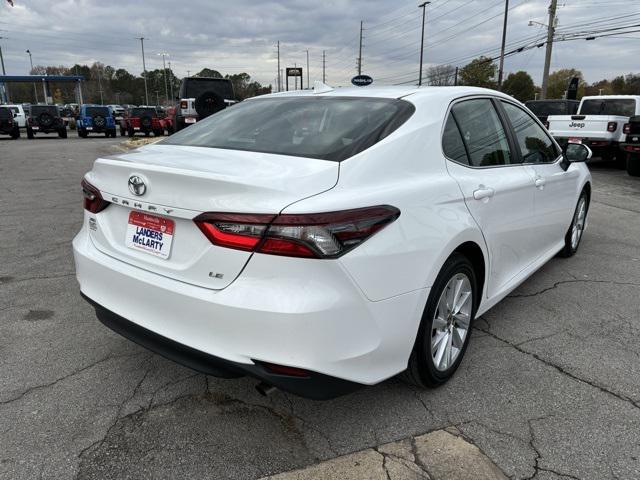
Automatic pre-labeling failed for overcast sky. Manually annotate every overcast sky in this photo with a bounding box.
[1,0,638,88]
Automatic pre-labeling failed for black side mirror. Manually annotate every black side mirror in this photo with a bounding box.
[561,143,592,170]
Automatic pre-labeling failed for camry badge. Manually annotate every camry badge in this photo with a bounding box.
[128,175,146,196]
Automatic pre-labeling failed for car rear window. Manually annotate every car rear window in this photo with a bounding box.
[30,106,59,116]
[130,108,156,117]
[525,101,571,116]
[0,107,12,120]
[579,99,636,116]
[86,107,109,116]
[164,96,415,162]
[182,78,234,100]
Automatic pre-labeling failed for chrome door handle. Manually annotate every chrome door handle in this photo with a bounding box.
[534,177,546,189]
[473,187,495,201]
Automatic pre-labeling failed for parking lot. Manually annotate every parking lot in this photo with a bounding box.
[1,136,639,479]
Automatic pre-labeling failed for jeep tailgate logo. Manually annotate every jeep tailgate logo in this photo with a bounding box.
[569,121,585,128]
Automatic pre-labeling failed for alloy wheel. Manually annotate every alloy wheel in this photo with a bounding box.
[431,273,472,371]
[571,197,587,250]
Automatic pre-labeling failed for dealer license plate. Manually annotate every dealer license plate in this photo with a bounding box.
[185,117,196,124]
[125,211,174,259]
[568,137,582,144]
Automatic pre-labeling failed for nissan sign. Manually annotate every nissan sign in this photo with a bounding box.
[351,75,373,87]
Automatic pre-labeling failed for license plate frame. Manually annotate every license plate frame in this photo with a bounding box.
[568,137,582,144]
[125,211,174,259]
[185,117,197,124]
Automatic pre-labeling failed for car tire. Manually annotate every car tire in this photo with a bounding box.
[558,190,589,258]
[27,127,34,139]
[153,128,163,137]
[627,154,640,177]
[120,126,125,137]
[127,127,134,138]
[144,131,150,137]
[59,128,67,139]
[11,127,20,139]
[402,253,477,388]
[104,131,110,138]
[111,130,117,138]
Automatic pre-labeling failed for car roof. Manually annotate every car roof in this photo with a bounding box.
[580,95,640,100]
[256,85,513,102]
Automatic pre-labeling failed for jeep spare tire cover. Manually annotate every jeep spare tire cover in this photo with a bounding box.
[93,115,106,128]
[141,115,152,129]
[38,112,54,127]
[194,91,226,118]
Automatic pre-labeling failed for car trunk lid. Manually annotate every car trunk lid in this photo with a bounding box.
[85,144,339,289]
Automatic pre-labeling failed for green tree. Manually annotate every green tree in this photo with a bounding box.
[547,68,585,99]
[195,68,223,78]
[459,56,497,89]
[502,71,536,102]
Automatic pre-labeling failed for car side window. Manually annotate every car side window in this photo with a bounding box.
[442,112,469,165]
[451,99,513,167]
[501,101,559,164]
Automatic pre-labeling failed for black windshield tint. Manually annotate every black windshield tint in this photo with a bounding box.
[164,96,415,161]
[580,99,636,116]
[86,107,109,116]
[31,106,58,116]
[131,108,156,117]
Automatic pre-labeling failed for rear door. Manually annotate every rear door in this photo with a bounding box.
[444,97,537,298]
[499,100,578,259]
[86,144,339,290]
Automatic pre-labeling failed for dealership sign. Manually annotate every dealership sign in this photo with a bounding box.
[351,75,373,86]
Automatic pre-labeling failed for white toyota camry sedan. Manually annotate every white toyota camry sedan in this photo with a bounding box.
[73,85,592,399]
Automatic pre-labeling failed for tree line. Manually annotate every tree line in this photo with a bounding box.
[6,63,271,105]
[428,56,640,102]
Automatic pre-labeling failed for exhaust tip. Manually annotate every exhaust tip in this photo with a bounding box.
[256,382,277,397]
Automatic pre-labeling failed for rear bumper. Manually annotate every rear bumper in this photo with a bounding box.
[73,225,427,398]
[555,137,618,149]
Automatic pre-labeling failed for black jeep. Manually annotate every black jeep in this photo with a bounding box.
[0,106,20,139]
[621,116,640,177]
[174,77,236,131]
[524,99,580,127]
[26,105,67,139]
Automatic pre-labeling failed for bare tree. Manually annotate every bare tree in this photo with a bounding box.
[426,64,456,86]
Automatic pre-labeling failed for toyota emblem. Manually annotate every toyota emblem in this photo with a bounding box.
[128,175,146,196]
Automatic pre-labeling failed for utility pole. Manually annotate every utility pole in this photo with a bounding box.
[418,2,431,86]
[322,50,326,83]
[306,49,310,88]
[454,66,459,86]
[497,0,509,89]
[277,41,281,92]
[541,0,557,99]
[357,20,363,75]
[168,60,174,100]
[0,37,9,102]
[158,52,169,105]
[26,49,38,103]
[139,37,149,106]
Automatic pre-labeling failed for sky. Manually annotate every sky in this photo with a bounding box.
[0,0,639,88]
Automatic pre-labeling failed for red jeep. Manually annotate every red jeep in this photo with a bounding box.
[120,107,165,137]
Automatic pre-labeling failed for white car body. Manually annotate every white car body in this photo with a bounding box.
[548,95,640,151]
[4,104,26,128]
[73,86,591,399]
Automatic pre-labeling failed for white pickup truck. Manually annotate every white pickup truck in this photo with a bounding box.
[547,95,640,164]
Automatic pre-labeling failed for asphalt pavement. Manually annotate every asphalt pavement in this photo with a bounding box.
[1,135,639,480]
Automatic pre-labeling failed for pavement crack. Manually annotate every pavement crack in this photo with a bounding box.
[508,279,640,298]
[476,325,640,411]
[0,351,144,405]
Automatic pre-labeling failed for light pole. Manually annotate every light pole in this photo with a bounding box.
[157,52,169,105]
[138,37,149,105]
[26,49,38,103]
[497,0,509,89]
[418,2,431,86]
[0,36,8,102]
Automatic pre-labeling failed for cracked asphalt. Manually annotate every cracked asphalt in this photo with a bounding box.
[1,136,639,480]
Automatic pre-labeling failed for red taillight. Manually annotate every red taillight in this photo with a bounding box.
[260,362,311,377]
[193,206,400,259]
[624,123,631,134]
[180,100,188,109]
[607,121,618,132]
[81,178,110,214]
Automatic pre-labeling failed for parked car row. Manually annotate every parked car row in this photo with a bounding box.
[545,95,640,177]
